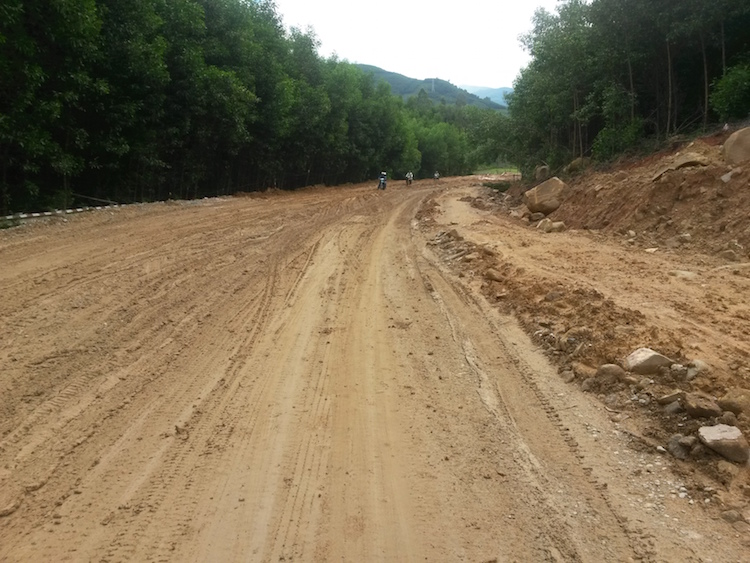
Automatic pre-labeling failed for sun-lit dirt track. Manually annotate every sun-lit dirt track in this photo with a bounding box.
[1,179,747,562]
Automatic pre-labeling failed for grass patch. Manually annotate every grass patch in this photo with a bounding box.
[0,217,21,229]
[474,166,520,175]
[482,181,513,192]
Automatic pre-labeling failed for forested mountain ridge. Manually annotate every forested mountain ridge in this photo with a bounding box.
[355,65,504,110]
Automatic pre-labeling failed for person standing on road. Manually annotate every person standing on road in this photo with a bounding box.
[405,171,413,186]
[378,171,387,190]
[434,171,440,181]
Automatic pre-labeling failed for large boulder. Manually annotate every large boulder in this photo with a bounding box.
[535,165,550,181]
[623,347,674,375]
[652,153,709,181]
[723,127,750,166]
[523,177,567,215]
[698,425,750,463]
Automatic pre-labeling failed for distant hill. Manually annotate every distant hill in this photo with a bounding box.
[460,86,513,107]
[356,64,505,111]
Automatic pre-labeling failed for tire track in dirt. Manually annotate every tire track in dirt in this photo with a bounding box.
[2,181,745,562]
[415,230,646,560]
[0,188,382,560]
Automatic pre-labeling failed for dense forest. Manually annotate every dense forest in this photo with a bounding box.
[500,0,750,175]
[3,1,749,215]
[0,0,497,214]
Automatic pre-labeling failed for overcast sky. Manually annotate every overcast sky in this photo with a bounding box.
[273,0,561,89]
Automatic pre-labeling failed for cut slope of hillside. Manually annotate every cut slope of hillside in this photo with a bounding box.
[551,131,749,256]
[458,130,750,492]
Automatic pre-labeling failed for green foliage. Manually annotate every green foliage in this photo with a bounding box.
[503,0,750,175]
[0,0,500,213]
[711,64,750,121]
[592,119,644,161]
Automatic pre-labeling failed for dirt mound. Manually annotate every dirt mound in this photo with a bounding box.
[430,163,750,504]
[545,138,750,258]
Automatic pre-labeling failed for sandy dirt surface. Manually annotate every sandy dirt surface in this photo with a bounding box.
[1,173,749,561]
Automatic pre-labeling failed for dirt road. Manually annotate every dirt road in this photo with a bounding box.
[1,179,747,561]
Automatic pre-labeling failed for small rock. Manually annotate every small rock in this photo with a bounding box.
[717,460,740,482]
[549,221,567,233]
[667,434,690,460]
[678,435,698,449]
[721,411,739,426]
[596,364,626,380]
[560,370,576,384]
[537,218,553,232]
[721,510,743,523]
[664,400,684,415]
[718,388,750,415]
[678,233,692,243]
[687,360,710,380]
[485,269,504,282]
[670,364,688,378]
[580,378,597,393]
[636,378,652,391]
[733,521,750,534]
[656,445,667,454]
[719,249,739,262]
[624,348,674,375]
[698,425,750,463]
[684,393,723,419]
[627,230,636,238]
[721,171,734,183]
[657,390,686,405]
[529,212,546,222]
[669,270,698,281]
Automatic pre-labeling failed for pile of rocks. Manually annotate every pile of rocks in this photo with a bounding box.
[510,177,569,233]
[576,347,750,465]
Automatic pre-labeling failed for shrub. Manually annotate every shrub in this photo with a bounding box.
[592,119,643,161]
[711,64,750,121]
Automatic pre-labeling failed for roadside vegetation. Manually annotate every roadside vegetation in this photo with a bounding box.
[0,0,500,214]
[2,1,748,215]
[498,0,750,177]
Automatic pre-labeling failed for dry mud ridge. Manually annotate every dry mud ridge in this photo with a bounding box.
[1,169,749,561]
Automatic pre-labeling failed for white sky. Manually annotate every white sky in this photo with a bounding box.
[273,0,561,89]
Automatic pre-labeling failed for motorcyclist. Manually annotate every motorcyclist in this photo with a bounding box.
[378,171,387,190]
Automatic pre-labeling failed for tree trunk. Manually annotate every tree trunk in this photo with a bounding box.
[666,40,673,137]
[701,31,709,130]
[721,21,726,76]
[627,55,635,122]
[572,91,578,158]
